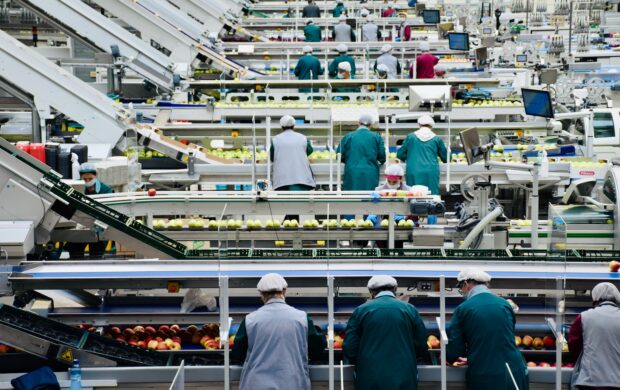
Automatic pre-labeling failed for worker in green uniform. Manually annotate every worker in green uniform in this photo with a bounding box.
[303,20,322,42]
[396,115,447,195]
[328,44,356,78]
[332,0,348,17]
[336,114,386,190]
[343,275,428,390]
[80,162,113,195]
[294,45,323,93]
[447,269,529,390]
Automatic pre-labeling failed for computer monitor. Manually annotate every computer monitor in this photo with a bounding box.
[521,88,554,119]
[475,47,488,68]
[459,128,485,165]
[516,54,527,62]
[423,9,440,24]
[448,32,470,51]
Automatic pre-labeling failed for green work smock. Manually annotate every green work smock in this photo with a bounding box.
[328,55,356,78]
[332,4,347,17]
[303,24,322,42]
[396,128,447,195]
[294,54,323,93]
[337,127,386,190]
[343,292,429,390]
[447,287,529,390]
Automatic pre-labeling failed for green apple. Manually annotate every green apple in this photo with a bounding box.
[405,220,414,227]
[398,219,407,227]
[380,219,389,228]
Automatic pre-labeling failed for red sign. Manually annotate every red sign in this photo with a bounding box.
[579,171,595,176]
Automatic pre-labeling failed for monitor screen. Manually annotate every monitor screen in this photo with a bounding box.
[483,27,492,34]
[522,88,554,118]
[448,32,469,51]
[516,54,527,62]
[475,48,488,67]
[459,128,485,165]
[423,9,440,24]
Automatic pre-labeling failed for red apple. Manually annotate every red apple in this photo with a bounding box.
[229,335,235,348]
[133,325,145,335]
[538,362,551,367]
[115,336,126,343]
[137,341,147,349]
[148,188,156,197]
[123,328,135,338]
[171,336,181,344]
[186,325,198,335]
[515,336,522,347]
[532,337,544,350]
[522,335,533,347]
[542,336,555,349]
[144,326,156,335]
[170,324,181,333]
[204,339,219,350]
[199,335,212,346]
[109,326,121,335]
[609,261,620,272]
[158,325,170,335]
[87,326,97,333]
[527,361,537,367]
[156,341,168,350]
[147,340,159,350]
[0,344,11,353]
[128,339,138,346]
[191,332,204,345]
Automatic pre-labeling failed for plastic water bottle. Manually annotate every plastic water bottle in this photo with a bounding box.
[70,358,82,390]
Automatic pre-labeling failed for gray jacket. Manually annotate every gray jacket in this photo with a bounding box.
[272,130,315,190]
[375,53,401,79]
[239,299,311,390]
[334,23,354,42]
[362,22,380,41]
[571,302,620,389]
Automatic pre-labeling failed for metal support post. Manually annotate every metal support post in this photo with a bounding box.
[219,276,230,390]
[388,212,395,249]
[437,275,448,390]
[531,164,539,249]
[266,117,271,189]
[327,276,335,390]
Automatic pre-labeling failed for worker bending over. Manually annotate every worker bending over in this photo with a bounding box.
[374,44,401,79]
[329,44,356,78]
[412,41,439,79]
[232,273,326,390]
[447,269,529,390]
[397,115,447,195]
[303,20,321,42]
[337,114,386,190]
[294,46,323,93]
[344,275,428,390]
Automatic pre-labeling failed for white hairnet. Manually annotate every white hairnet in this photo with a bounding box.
[388,1,394,6]
[257,273,288,292]
[359,113,375,126]
[338,61,351,72]
[419,41,430,52]
[302,45,313,53]
[280,115,296,129]
[418,115,435,127]
[592,282,620,303]
[337,0,344,3]
[339,14,347,21]
[385,164,404,177]
[79,162,97,174]
[366,14,374,21]
[360,8,370,16]
[376,63,389,73]
[336,43,348,53]
[368,275,398,289]
[457,268,492,283]
[381,43,393,53]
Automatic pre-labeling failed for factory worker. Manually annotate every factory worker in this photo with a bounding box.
[362,14,381,42]
[329,44,356,78]
[399,16,413,41]
[360,7,370,17]
[333,15,356,42]
[294,46,323,93]
[232,273,326,390]
[336,114,386,190]
[447,269,529,390]
[382,1,396,17]
[568,282,620,390]
[374,44,401,79]
[302,0,321,18]
[396,115,447,195]
[376,164,410,191]
[412,41,439,79]
[79,163,113,195]
[344,275,428,390]
[336,61,352,80]
[303,20,322,42]
[332,0,347,17]
[270,115,315,192]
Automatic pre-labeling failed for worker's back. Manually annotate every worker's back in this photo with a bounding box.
[294,55,322,80]
[272,130,315,190]
[447,290,528,390]
[334,23,353,42]
[304,24,321,42]
[240,300,310,390]
[343,294,428,390]
[338,127,386,190]
[415,53,439,79]
[362,22,379,41]
[375,53,399,78]
[302,4,320,18]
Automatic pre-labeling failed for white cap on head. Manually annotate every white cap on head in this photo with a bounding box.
[388,1,394,6]
[303,45,313,53]
[280,115,296,129]
[338,61,351,72]
[366,14,374,21]
[339,14,347,21]
[368,275,398,289]
[381,43,392,53]
[419,41,430,52]
[337,0,344,3]
[418,115,435,127]
[360,8,369,16]
[307,19,314,25]
[385,164,404,177]
[257,273,288,292]
[457,268,492,283]
[336,43,348,53]
[592,282,620,303]
[79,162,97,174]
[359,113,374,126]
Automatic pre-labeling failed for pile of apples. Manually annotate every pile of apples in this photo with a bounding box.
[0,343,15,353]
[527,361,574,368]
[378,190,427,198]
[515,335,558,350]
[308,151,337,160]
[452,99,523,108]
[207,148,268,162]
[78,323,236,351]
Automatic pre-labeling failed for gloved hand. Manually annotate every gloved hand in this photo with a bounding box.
[366,215,379,226]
